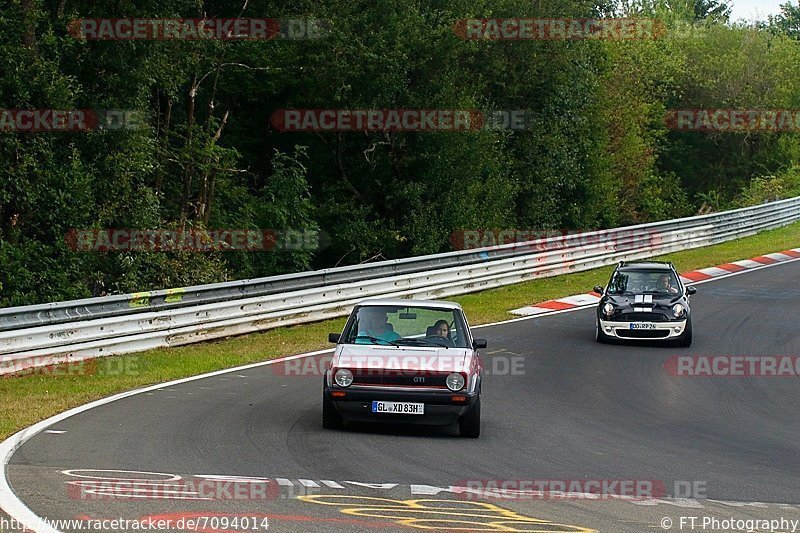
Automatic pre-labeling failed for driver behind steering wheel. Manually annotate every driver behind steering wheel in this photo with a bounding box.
[428,319,455,348]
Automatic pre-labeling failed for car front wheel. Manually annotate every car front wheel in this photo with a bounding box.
[595,319,611,344]
[459,396,481,438]
[322,392,344,429]
[676,318,693,347]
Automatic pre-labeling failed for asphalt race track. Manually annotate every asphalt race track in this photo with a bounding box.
[5,260,800,532]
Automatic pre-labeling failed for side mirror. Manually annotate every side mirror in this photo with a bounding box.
[686,286,697,295]
[328,333,341,343]
[472,338,488,349]
[593,285,604,295]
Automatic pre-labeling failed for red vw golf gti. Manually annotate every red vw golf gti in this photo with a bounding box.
[324,299,486,437]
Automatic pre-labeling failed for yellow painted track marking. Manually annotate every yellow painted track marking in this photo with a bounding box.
[298,495,596,532]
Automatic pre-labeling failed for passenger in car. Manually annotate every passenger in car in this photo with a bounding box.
[428,319,455,347]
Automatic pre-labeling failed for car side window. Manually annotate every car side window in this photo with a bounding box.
[609,272,627,293]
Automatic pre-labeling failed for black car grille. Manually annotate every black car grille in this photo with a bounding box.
[352,372,449,388]
[617,312,669,322]
[616,329,670,339]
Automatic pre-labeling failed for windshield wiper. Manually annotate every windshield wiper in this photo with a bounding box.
[353,335,400,347]
[394,338,450,348]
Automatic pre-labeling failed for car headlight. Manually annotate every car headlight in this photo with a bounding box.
[334,368,353,387]
[602,303,615,317]
[672,303,685,318]
[446,372,466,392]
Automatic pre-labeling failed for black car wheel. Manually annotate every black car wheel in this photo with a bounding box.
[322,392,344,429]
[459,396,481,438]
[676,317,693,347]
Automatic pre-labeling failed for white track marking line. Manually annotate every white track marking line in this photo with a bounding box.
[731,259,764,268]
[510,306,555,316]
[696,267,731,277]
[4,255,800,532]
[557,294,600,306]
[0,348,331,533]
[764,252,793,261]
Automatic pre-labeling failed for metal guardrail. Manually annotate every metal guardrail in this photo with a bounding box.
[2,196,800,373]
[3,194,797,333]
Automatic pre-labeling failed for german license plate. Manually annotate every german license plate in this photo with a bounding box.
[630,323,657,330]
[371,401,424,415]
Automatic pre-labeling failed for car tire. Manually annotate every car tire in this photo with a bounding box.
[459,396,481,438]
[322,392,344,430]
[676,318,693,348]
[595,320,611,344]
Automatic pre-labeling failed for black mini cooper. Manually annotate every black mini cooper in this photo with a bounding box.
[594,261,696,346]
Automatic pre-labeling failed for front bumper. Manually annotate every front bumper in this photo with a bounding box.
[599,318,687,340]
[324,386,478,426]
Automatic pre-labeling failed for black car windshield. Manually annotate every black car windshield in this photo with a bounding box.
[342,305,470,348]
[607,270,681,295]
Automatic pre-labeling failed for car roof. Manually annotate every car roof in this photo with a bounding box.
[617,261,674,272]
[355,298,463,311]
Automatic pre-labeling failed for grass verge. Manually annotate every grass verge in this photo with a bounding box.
[2,221,799,439]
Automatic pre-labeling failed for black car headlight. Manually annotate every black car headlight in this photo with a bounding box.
[672,303,685,318]
[602,303,615,317]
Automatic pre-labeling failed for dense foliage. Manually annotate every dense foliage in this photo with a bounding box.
[2,0,800,306]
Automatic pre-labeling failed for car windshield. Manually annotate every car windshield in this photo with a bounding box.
[342,305,470,348]
[607,270,681,295]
